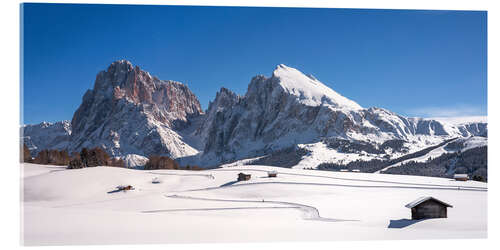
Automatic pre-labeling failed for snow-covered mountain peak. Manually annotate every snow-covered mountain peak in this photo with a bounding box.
[271,64,362,110]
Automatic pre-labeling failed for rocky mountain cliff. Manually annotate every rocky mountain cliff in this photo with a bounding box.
[68,60,203,158]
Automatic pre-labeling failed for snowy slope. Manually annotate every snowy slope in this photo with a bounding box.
[293,141,385,170]
[375,136,487,173]
[22,163,486,245]
[459,136,487,151]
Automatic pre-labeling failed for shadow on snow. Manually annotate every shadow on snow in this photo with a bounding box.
[388,218,428,228]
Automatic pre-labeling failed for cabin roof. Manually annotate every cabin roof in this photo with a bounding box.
[454,174,468,178]
[405,196,453,208]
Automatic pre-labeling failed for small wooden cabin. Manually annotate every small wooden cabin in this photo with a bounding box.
[340,169,349,172]
[238,173,251,181]
[405,196,453,220]
[351,169,360,173]
[268,170,278,178]
[453,174,469,181]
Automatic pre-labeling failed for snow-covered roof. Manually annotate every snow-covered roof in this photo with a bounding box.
[405,196,453,208]
[453,174,469,178]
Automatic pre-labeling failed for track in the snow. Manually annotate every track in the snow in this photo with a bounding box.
[157,194,355,222]
[147,172,214,179]
[142,206,300,213]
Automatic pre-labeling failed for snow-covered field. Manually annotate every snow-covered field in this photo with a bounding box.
[21,163,487,246]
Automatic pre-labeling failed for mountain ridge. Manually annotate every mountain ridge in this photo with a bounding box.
[22,61,487,169]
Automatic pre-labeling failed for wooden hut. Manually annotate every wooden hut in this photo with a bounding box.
[405,196,453,220]
[453,174,469,181]
[268,170,278,178]
[237,173,251,181]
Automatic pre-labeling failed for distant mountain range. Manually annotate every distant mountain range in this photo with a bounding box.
[22,60,487,173]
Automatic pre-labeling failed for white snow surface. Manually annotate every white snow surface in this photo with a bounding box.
[273,64,363,109]
[22,163,486,245]
[459,136,487,151]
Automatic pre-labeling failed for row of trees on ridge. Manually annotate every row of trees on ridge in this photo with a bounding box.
[22,144,202,170]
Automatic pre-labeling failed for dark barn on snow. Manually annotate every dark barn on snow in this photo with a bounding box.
[405,196,453,220]
[237,173,251,181]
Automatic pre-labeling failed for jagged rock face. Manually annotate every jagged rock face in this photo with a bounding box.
[21,121,72,157]
[69,60,203,158]
[196,87,241,152]
[198,65,487,163]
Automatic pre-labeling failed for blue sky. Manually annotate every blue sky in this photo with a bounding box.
[21,4,487,124]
